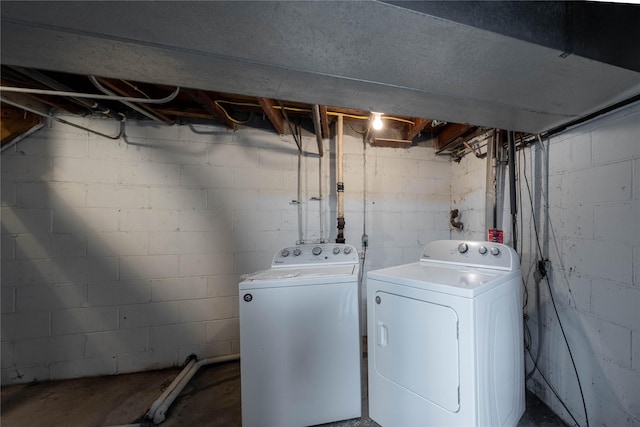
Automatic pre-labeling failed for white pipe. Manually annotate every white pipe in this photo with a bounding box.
[146,357,197,419]
[0,84,180,104]
[150,353,240,424]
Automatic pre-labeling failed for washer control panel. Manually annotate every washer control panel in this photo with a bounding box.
[422,240,518,271]
[273,243,359,266]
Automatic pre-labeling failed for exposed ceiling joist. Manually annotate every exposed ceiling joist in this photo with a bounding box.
[187,89,237,129]
[405,118,430,142]
[257,97,287,135]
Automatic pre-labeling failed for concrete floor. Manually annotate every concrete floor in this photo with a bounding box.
[1,360,568,427]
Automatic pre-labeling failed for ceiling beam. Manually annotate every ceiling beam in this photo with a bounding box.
[186,89,237,129]
[437,123,475,150]
[319,105,331,139]
[257,98,287,135]
[404,118,430,141]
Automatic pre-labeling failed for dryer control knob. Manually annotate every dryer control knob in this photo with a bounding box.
[293,248,302,256]
[312,246,323,256]
[333,247,341,255]
[280,249,290,257]
[458,243,469,254]
[491,247,500,256]
[479,246,487,255]
[343,247,352,254]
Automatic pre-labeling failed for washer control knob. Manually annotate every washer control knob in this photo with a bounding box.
[491,247,500,256]
[458,243,469,254]
[312,246,323,256]
[293,248,301,256]
[478,246,487,255]
[280,249,290,257]
[333,247,341,255]
[343,246,352,254]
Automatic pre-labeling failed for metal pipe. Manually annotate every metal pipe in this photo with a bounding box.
[1,96,125,140]
[312,105,325,243]
[1,83,180,105]
[336,115,345,243]
[88,76,175,125]
[508,130,518,251]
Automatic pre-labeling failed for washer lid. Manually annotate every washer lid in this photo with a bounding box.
[240,265,358,289]
[367,262,518,298]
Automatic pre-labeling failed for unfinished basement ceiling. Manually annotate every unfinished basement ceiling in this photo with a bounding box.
[1,1,640,137]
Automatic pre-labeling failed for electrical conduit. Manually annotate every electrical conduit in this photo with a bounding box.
[336,115,345,243]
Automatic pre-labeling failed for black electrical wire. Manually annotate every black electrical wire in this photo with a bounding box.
[520,140,590,427]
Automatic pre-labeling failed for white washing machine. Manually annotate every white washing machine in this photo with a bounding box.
[367,240,524,427]
[239,243,361,427]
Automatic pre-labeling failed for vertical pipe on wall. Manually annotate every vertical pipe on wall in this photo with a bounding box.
[312,105,326,243]
[485,129,497,237]
[508,131,518,251]
[336,115,345,243]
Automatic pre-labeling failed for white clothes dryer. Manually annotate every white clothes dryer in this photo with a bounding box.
[239,243,361,427]
[367,240,524,427]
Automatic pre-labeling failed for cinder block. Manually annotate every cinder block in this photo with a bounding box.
[231,340,240,354]
[150,277,208,302]
[180,164,234,189]
[235,168,282,190]
[633,331,640,372]
[15,233,87,259]
[587,355,640,418]
[208,142,259,168]
[1,208,51,233]
[16,182,87,209]
[88,280,150,306]
[50,355,117,380]
[591,111,640,165]
[120,162,180,186]
[257,190,296,212]
[548,132,592,174]
[52,307,118,335]
[595,202,640,244]
[592,280,640,330]
[52,157,119,183]
[89,138,153,162]
[0,155,52,182]
[578,314,632,369]
[208,188,259,211]
[419,159,451,180]
[13,334,86,365]
[85,328,148,357]
[635,245,640,287]
[258,147,296,172]
[149,231,204,255]
[563,161,632,205]
[150,323,206,349]
[548,271,591,313]
[233,209,281,232]
[179,253,233,277]
[1,287,15,313]
[116,350,175,374]
[564,239,633,284]
[119,255,178,280]
[87,184,149,208]
[2,365,50,385]
[205,318,239,342]
[207,275,240,298]
[1,341,13,369]
[179,297,236,323]
[151,139,209,165]
[552,205,594,240]
[1,234,15,261]
[382,157,419,177]
[118,208,179,232]
[53,207,119,233]
[87,231,148,257]
[178,209,230,232]
[17,284,87,312]
[150,187,206,210]
[119,301,181,329]
[1,182,15,207]
[1,312,50,340]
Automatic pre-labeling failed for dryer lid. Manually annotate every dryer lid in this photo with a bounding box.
[367,262,518,298]
[241,264,358,286]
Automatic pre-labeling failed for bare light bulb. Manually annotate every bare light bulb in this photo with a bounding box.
[372,113,383,130]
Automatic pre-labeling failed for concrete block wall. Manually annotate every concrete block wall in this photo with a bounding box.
[450,102,640,426]
[1,117,450,384]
